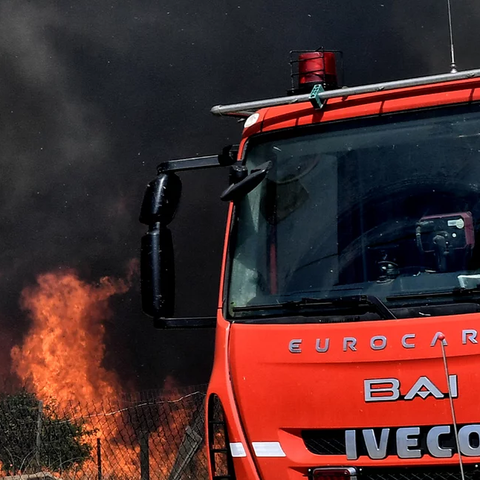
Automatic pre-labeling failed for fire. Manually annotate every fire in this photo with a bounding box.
[8,266,200,479]
[10,269,138,477]
[11,270,127,405]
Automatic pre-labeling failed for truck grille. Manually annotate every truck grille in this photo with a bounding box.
[303,429,346,455]
[302,430,480,480]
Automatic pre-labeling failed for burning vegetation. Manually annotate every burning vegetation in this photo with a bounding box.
[11,270,128,406]
[2,269,206,479]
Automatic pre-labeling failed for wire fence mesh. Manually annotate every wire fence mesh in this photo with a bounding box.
[0,385,209,480]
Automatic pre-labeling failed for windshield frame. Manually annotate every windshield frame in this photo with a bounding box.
[223,101,480,323]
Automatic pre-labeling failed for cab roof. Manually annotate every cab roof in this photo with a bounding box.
[211,69,480,146]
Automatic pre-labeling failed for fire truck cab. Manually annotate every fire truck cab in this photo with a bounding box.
[140,52,480,480]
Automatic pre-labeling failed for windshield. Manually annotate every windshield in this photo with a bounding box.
[227,104,480,321]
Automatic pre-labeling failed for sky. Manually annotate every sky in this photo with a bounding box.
[0,0,479,390]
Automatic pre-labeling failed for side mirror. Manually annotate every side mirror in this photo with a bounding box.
[140,173,181,320]
[220,161,271,202]
[139,153,226,329]
[140,225,175,319]
[139,173,182,226]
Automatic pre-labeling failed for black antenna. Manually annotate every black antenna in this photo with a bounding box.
[447,0,457,73]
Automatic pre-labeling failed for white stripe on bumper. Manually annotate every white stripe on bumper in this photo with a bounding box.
[229,442,247,458]
[252,442,286,457]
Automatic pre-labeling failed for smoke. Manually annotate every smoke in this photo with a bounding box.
[389,0,480,73]
[0,1,140,385]
[0,0,479,389]
[0,3,123,280]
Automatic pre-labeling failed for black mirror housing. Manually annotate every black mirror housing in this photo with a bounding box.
[139,173,182,226]
[139,157,222,329]
[140,172,180,320]
[140,225,175,319]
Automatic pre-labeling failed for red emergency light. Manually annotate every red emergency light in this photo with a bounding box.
[291,49,339,94]
[299,51,337,87]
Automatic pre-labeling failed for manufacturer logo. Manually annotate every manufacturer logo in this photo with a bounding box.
[364,375,458,402]
[288,329,478,353]
[345,424,480,460]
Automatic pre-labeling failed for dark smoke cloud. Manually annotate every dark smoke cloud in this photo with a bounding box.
[0,0,479,388]
[393,1,480,74]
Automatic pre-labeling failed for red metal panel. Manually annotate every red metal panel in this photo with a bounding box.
[240,78,480,136]
[228,315,480,479]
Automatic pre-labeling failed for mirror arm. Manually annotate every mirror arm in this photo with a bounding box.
[154,317,217,329]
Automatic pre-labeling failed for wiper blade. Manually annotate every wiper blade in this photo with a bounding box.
[234,294,396,320]
[387,286,480,302]
[290,295,397,320]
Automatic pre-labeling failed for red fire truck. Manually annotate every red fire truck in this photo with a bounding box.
[140,51,480,480]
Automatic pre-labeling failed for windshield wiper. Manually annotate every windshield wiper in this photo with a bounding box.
[234,294,396,320]
[387,286,480,303]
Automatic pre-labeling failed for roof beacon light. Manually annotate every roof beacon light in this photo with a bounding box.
[298,50,338,93]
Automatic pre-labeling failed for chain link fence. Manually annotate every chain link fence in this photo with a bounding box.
[0,386,210,480]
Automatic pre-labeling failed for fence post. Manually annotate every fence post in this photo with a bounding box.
[140,431,150,480]
[168,408,204,480]
[36,400,43,467]
[97,437,102,480]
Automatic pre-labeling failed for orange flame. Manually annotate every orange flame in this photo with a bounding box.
[9,265,198,479]
[10,270,137,477]
[11,270,127,404]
